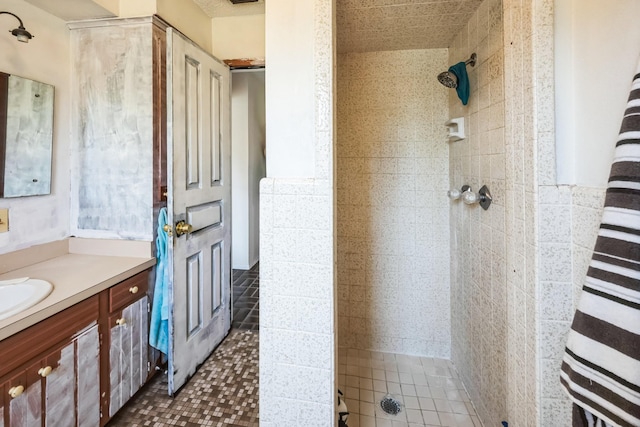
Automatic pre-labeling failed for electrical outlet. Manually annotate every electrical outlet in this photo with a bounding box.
[0,209,8,233]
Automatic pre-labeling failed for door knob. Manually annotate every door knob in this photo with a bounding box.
[116,318,126,326]
[175,221,193,237]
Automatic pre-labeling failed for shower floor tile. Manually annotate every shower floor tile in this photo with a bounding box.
[338,349,482,427]
[108,329,259,426]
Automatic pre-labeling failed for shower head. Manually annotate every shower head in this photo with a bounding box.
[437,52,477,88]
[438,71,458,88]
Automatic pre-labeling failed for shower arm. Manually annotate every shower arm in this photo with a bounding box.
[464,53,477,67]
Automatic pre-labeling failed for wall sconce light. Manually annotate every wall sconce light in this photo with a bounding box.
[1,11,34,43]
[447,185,471,200]
[462,185,492,210]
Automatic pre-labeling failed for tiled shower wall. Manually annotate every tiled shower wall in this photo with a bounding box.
[336,49,452,358]
[449,0,565,425]
[447,0,509,423]
[537,185,606,426]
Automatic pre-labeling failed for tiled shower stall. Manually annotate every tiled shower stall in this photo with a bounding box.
[262,0,579,425]
[337,48,452,358]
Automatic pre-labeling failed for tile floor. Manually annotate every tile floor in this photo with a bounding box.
[338,349,482,427]
[108,263,482,427]
[232,263,260,331]
[108,265,261,426]
[108,329,259,427]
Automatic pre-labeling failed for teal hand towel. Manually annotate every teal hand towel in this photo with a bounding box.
[149,207,169,355]
[449,62,470,105]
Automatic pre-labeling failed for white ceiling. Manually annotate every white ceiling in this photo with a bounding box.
[337,0,485,53]
[22,0,263,21]
[23,0,116,21]
[192,0,265,18]
[22,0,484,53]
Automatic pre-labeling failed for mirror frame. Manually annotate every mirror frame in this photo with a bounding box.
[0,72,54,198]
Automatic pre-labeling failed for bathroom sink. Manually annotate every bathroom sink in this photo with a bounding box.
[0,278,53,321]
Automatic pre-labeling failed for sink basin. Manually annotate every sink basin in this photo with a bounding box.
[0,278,53,321]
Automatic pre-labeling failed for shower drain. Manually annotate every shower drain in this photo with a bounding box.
[380,396,402,415]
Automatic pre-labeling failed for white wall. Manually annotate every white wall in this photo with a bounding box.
[118,0,214,54]
[212,15,265,60]
[232,74,249,268]
[264,0,315,178]
[555,0,640,186]
[231,71,265,270]
[247,71,265,267]
[0,0,70,253]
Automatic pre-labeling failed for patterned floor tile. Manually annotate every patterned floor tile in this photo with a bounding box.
[108,329,259,426]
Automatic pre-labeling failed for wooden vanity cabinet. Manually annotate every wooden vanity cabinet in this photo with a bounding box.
[0,269,154,427]
[0,296,100,427]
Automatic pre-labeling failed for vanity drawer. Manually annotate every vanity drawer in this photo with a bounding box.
[0,295,99,379]
[108,270,149,313]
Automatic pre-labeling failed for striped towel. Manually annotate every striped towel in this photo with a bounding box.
[560,63,640,427]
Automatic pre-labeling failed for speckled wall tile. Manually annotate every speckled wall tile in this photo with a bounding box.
[570,185,606,306]
[336,49,452,358]
[448,0,512,424]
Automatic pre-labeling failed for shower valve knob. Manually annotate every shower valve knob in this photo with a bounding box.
[462,185,492,210]
[447,185,471,200]
[447,189,461,199]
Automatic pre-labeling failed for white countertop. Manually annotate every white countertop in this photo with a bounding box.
[0,239,155,341]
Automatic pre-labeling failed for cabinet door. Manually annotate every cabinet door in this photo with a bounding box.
[1,369,44,427]
[0,299,99,427]
[75,325,100,427]
[41,324,99,427]
[2,324,101,427]
[109,296,149,417]
[43,341,76,426]
[3,364,42,427]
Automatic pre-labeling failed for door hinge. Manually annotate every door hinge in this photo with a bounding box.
[148,301,151,313]
[147,361,151,372]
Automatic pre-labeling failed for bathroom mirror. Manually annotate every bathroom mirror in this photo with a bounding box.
[0,72,54,198]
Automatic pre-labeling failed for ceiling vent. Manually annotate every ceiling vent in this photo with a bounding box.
[229,0,258,3]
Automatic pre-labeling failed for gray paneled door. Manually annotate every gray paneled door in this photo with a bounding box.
[166,28,231,395]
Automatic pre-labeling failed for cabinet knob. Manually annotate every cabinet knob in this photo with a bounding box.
[8,385,24,398]
[38,366,53,377]
[129,286,139,294]
[116,318,126,326]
